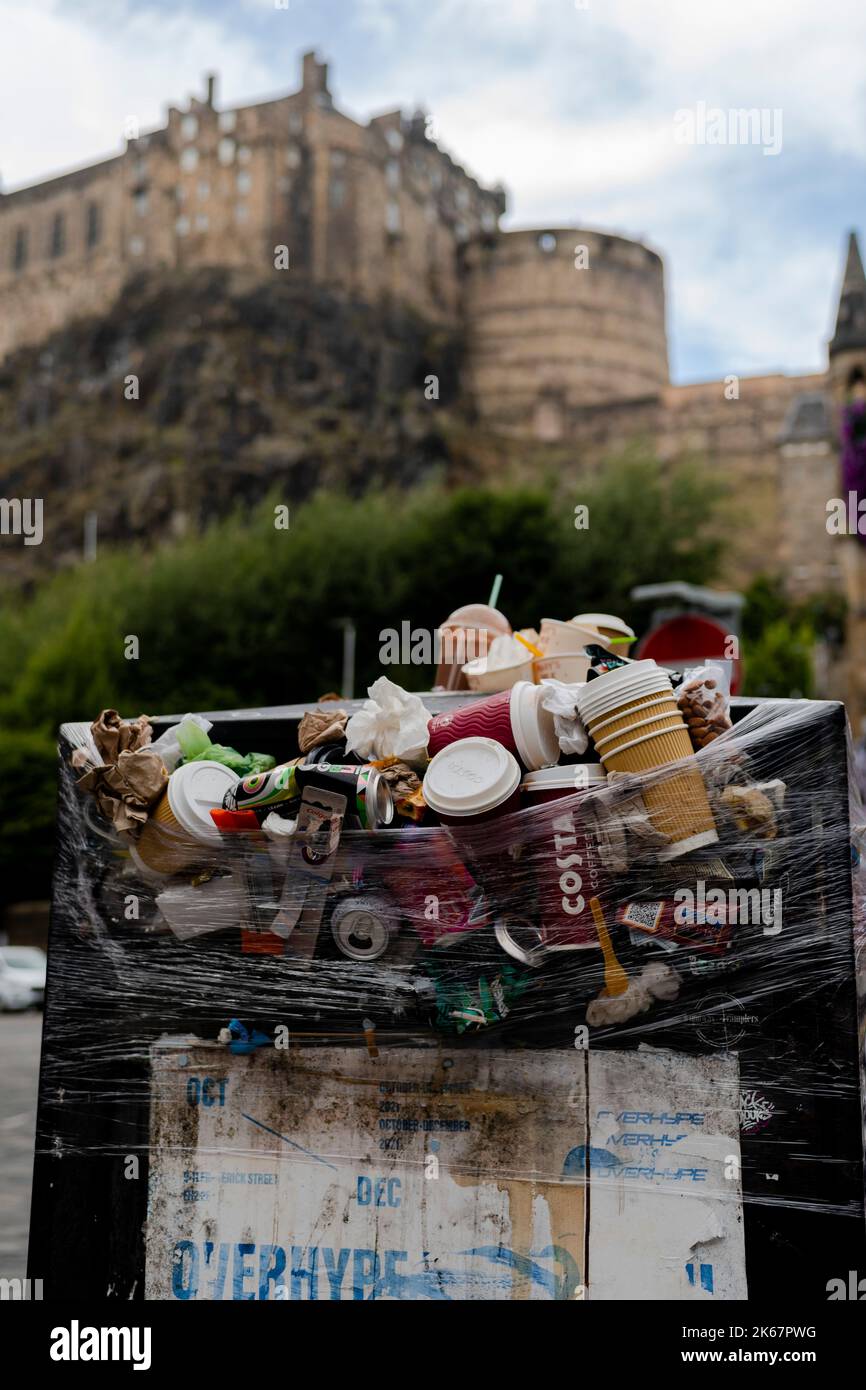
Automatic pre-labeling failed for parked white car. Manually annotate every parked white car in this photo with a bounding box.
[0,945,47,1009]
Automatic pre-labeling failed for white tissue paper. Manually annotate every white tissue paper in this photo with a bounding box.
[345,677,432,770]
[483,634,530,671]
[586,961,681,1027]
[539,679,589,756]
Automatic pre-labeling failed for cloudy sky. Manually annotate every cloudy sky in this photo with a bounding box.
[2,0,865,382]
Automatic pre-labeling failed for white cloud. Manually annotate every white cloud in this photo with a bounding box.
[1,0,863,379]
[0,0,271,188]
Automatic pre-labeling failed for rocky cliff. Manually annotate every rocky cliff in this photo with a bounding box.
[0,267,469,584]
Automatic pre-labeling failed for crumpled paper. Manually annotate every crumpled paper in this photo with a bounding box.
[77,748,168,833]
[90,709,153,764]
[480,634,529,671]
[298,707,349,754]
[539,679,588,755]
[345,678,432,770]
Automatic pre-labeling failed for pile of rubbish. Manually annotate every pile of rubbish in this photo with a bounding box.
[64,602,812,1038]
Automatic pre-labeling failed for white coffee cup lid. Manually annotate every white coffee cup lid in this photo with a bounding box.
[510,681,561,769]
[576,660,674,726]
[573,613,636,640]
[522,764,607,792]
[423,737,521,817]
[167,761,240,842]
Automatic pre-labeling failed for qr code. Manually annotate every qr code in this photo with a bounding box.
[620,901,663,933]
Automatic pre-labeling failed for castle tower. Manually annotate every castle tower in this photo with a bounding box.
[463,228,669,439]
[829,231,866,728]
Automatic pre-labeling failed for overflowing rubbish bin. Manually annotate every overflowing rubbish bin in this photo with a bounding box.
[28,610,866,1299]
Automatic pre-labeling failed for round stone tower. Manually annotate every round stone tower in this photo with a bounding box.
[462,227,669,438]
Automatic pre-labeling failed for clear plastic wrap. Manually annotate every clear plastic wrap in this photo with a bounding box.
[29,690,866,1301]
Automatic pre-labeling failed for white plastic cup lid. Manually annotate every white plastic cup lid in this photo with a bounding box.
[572,613,636,640]
[576,660,674,726]
[510,680,561,769]
[422,737,521,817]
[522,764,607,792]
[167,760,241,842]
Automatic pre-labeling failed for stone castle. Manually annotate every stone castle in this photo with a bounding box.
[2,50,864,706]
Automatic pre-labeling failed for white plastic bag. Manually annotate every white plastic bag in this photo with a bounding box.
[345,677,433,769]
[150,712,213,773]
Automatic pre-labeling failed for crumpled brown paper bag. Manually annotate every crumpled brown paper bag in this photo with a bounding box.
[77,746,168,833]
[297,707,349,754]
[90,708,153,764]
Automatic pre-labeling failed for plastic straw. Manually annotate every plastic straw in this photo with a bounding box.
[514,631,543,659]
[488,574,503,609]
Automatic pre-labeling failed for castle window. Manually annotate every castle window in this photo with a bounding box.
[195,213,209,231]
[175,215,190,236]
[235,203,249,225]
[12,226,28,271]
[218,111,237,133]
[386,200,401,235]
[128,235,145,257]
[237,145,252,165]
[133,190,149,217]
[330,150,347,169]
[455,186,470,211]
[386,159,401,191]
[385,128,403,152]
[49,212,66,258]
[286,146,302,169]
[218,138,235,166]
[180,147,199,172]
[481,209,497,232]
[289,112,304,135]
[197,181,210,201]
[538,232,557,254]
[329,177,346,209]
[181,114,198,141]
[85,202,101,247]
[236,170,252,194]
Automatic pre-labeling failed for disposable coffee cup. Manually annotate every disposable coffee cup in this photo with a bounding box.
[573,613,636,652]
[576,661,717,859]
[422,737,521,824]
[423,738,523,919]
[521,763,607,804]
[495,764,609,964]
[135,760,240,875]
[427,682,560,771]
[532,651,589,684]
[539,618,601,656]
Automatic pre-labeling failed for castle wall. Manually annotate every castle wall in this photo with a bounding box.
[0,56,503,363]
[463,228,670,435]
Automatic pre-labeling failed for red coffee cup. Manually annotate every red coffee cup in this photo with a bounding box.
[422,737,523,909]
[427,683,560,771]
[381,830,489,949]
[495,764,608,964]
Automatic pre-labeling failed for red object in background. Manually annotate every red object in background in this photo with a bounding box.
[636,614,743,694]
